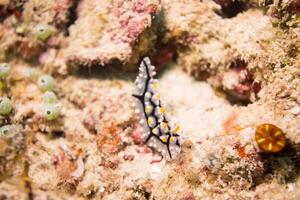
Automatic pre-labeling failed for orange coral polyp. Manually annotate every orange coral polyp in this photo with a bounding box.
[255,124,286,153]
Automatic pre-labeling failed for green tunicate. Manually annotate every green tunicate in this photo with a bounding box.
[0,125,13,136]
[34,24,52,41]
[44,104,60,121]
[0,97,12,115]
[37,75,55,92]
[43,91,58,104]
[0,63,10,79]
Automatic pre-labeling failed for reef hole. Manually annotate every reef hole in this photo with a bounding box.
[64,0,81,36]
[261,143,300,184]
[213,59,259,106]
[149,41,178,73]
[213,0,248,18]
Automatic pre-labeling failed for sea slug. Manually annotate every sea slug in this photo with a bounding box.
[132,57,182,160]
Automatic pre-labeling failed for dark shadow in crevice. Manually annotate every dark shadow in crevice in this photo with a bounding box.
[50,130,65,139]
[259,142,300,185]
[74,59,138,83]
[214,0,248,18]
[225,92,252,106]
[64,0,81,36]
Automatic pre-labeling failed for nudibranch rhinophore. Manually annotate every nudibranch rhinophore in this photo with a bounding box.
[132,57,182,160]
[255,124,286,153]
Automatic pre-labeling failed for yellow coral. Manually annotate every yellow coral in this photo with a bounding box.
[255,124,286,153]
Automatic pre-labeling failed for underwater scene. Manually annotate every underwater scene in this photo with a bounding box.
[0,0,300,199]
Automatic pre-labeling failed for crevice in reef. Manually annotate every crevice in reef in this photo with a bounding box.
[189,58,258,107]
[64,0,81,36]
[74,60,137,82]
[213,0,248,18]
[149,41,178,73]
[259,143,300,185]
[223,59,254,106]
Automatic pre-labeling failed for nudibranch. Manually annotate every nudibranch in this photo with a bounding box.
[255,124,286,153]
[132,57,182,160]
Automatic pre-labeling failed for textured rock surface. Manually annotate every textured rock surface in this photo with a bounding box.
[65,0,159,67]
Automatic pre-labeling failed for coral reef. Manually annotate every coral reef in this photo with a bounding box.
[0,0,75,60]
[0,124,25,179]
[0,0,299,199]
[65,0,159,68]
[161,0,272,102]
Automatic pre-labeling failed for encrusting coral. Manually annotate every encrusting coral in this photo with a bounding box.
[65,0,159,68]
[255,123,286,153]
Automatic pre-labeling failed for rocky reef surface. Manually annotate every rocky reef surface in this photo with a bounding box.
[0,0,299,199]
